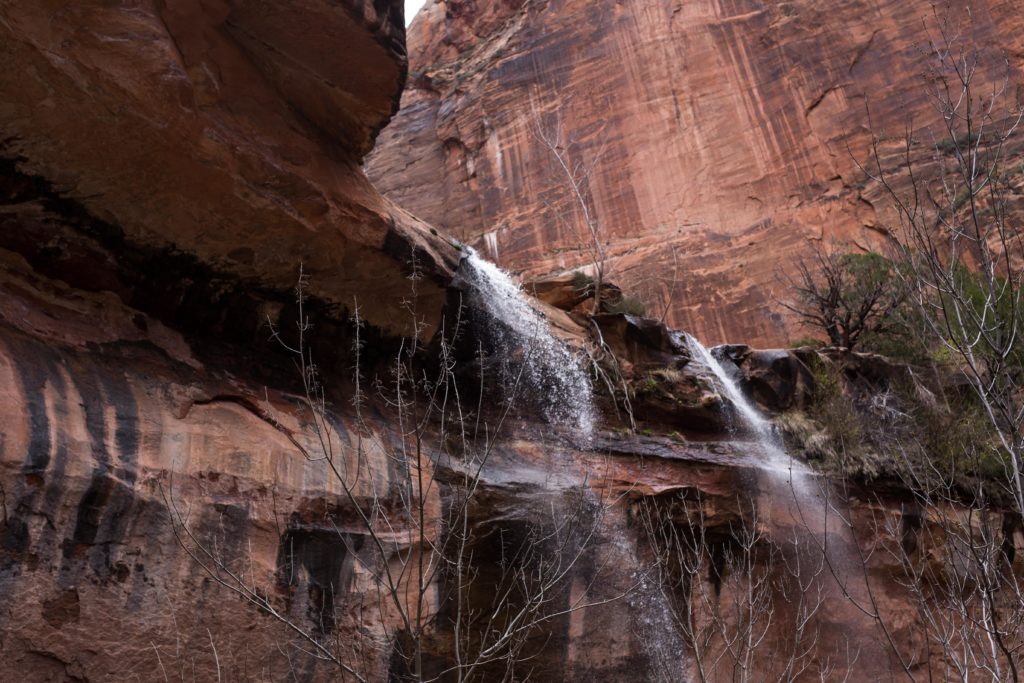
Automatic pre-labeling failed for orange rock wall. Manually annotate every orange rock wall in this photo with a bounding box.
[2,1,1020,679]
[367,0,1024,345]
[0,0,457,337]
[0,2,451,678]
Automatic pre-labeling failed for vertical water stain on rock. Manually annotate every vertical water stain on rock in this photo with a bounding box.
[276,525,362,634]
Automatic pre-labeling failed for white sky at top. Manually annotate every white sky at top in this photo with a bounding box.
[404,0,426,26]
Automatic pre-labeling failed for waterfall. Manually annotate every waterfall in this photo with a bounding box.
[685,334,809,491]
[682,335,887,671]
[629,568,688,682]
[460,249,595,436]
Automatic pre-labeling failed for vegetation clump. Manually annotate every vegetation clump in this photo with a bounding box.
[604,295,646,316]
[781,247,916,353]
[570,270,594,290]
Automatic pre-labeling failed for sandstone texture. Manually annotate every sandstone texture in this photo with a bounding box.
[0,1,460,677]
[0,252,407,680]
[0,234,895,679]
[367,0,1024,346]
[0,0,459,338]
[2,0,1021,680]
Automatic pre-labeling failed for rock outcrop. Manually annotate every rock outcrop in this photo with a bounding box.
[0,0,458,338]
[0,1,459,678]
[714,344,816,412]
[367,0,1024,346]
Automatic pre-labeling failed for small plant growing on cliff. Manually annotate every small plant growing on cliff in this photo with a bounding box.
[803,355,868,472]
[788,336,825,349]
[570,269,594,291]
[605,295,646,316]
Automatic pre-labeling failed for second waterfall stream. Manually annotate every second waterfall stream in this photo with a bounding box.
[685,334,813,495]
[458,243,811,489]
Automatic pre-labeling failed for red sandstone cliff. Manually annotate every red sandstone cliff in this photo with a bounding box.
[2,1,1022,680]
[0,1,457,678]
[0,0,459,338]
[367,0,1024,346]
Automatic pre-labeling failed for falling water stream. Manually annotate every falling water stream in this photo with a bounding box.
[685,335,812,494]
[459,248,595,437]
[456,251,878,675]
[684,334,883,675]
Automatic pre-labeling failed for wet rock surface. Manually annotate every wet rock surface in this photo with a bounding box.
[715,344,816,412]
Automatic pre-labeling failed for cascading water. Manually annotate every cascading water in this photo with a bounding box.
[685,334,810,493]
[629,568,688,682]
[667,336,882,674]
[459,248,595,436]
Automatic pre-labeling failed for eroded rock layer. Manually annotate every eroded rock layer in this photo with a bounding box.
[0,0,458,338]
[367,0,1024,345]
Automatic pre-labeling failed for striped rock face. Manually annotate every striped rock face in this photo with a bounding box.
[0,1,453,677]
[367,0,1024,346]
[2,1,1020,680]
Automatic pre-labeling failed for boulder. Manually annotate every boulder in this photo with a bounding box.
[525,272,592,311]
[715,345,815,412]
[591,313,690,373]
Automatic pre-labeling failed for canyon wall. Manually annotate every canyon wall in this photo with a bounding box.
[2,1,1020,680]
[367,0,1024,345]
